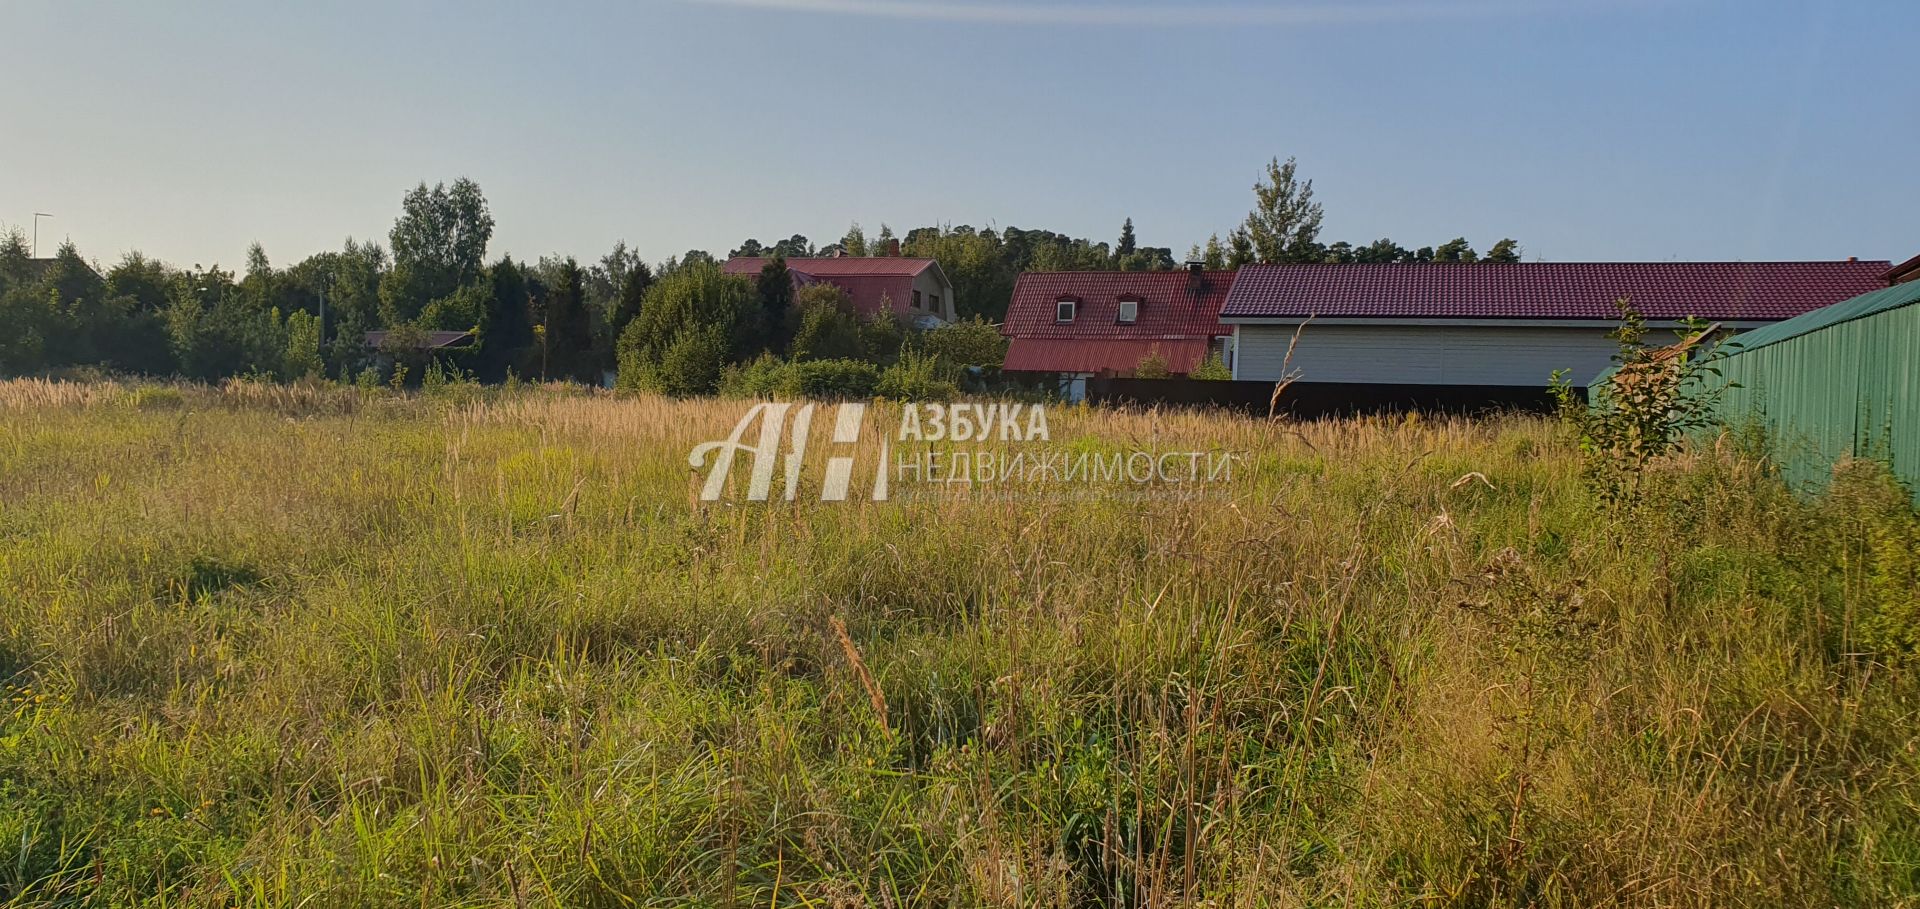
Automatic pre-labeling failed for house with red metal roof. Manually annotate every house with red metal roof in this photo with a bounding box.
[1001,264,1236,397]
[1221,260,1893,389]
[721,256,957,326]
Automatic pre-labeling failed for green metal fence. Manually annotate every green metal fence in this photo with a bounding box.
[1590,280,1920,498]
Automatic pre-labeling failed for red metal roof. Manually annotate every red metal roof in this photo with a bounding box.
[722,256,936,278]
[1005,338,1212,375]
[1003,270,1236,341]
[1220,261,1890,321]
[722,257,943,319]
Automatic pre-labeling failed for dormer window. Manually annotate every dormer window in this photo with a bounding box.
[1116,299,1139,324]
[1055,299,1077,322]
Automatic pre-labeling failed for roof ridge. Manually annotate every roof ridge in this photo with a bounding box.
[1238,260,1893,267]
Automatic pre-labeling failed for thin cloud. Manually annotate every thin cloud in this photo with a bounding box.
[677,0,1647,27]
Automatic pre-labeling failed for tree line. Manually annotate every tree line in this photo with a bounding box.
[0,157,1518,388]
[1184,157,1522,269]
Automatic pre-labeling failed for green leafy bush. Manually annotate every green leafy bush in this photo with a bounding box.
[622,324,729,396]
[910,316,1006,368]
[1550,301,1734,504]
[719,353,789,399]
[616,262,756,390]
[1134,351,1171,379]
[788,286,869,362]
[1190,352,1232,381]
[859,312,906,364]
[781,358,878,399]
[876,353,959,401]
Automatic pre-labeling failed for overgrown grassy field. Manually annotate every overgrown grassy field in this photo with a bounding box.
[0,379,1915,907]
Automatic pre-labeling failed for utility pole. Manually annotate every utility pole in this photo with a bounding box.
[32,213,52,258]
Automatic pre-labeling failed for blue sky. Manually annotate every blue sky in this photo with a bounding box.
[2,0,1914,271]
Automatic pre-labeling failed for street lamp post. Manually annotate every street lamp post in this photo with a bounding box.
[32,213,52,258]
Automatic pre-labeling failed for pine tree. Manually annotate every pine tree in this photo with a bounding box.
[1485,238,1523,263]
[1227,228,1256,269]
[757,256,794,353]
[544,258,595,383]
[1117,218,1137,257]
[479,257,534,381]
[1432,237,1478,263]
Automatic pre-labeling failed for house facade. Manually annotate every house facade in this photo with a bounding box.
[1001,265,1236,398]
[1223,261,1892,389]
[721,256,957,326]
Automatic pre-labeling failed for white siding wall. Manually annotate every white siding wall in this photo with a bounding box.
[1234,323,1620,386]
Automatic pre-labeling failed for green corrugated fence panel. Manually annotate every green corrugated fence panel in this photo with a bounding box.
[1589,281,1920,501]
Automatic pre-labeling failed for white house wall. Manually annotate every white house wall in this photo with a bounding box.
[1233,323,1621,386]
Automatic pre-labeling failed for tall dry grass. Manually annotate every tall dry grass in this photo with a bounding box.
[0,378,1913,907]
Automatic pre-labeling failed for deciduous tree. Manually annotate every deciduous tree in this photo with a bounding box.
[380,178,494,325]
[1243,157,1325,264]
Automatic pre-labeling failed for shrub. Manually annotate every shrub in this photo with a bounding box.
[1134,351,1171,379]
[781,358,878,399]
[877,353,959,401]
[421,359,483,403]
[911,316,1006,368]
[719,353,790,399]
[1819,460,1920,659]
[1190,352,1232,381]
[1550,300,1733,504]
[788,286,868,362]
[625,324,729,397]
[616,262,756,388]
[859,312,906,364]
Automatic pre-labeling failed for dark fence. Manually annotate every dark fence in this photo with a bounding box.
[1085,378,1570,418]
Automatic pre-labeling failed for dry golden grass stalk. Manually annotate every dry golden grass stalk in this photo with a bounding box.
[830,615,890,737]
[1267,315,1313,420]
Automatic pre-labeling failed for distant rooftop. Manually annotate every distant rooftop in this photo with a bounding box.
[1220,260,1893,322]
[721,256,938,278]
[363,330,475,350]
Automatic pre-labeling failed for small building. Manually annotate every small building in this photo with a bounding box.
[1001,264,1236,398]
[721,256,957,326]
[1223,260,1891,390]
[363,330,476,352]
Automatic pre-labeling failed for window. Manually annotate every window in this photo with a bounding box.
[1055,299,1077,322]
[1116,299,1139,323]
[930,294,941,313]
[913,290,923,309]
